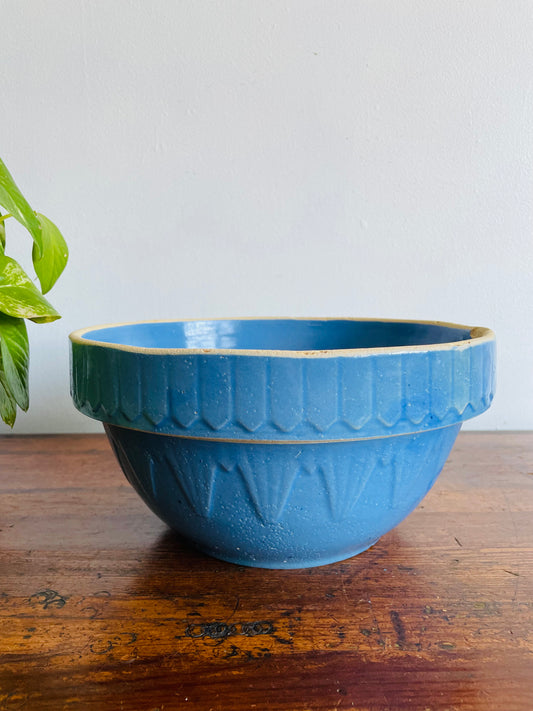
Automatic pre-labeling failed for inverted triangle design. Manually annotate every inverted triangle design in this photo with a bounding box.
[319,451,377,521]
[237,452,300,524]
[111,435,154,504]
[389,432,444,508]
[163,449,217,518]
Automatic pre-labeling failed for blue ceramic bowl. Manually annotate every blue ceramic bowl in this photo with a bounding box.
[70,318,495,568]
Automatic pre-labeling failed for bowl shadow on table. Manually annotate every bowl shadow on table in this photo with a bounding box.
[124,519,483,633]
[126,524,417,648]
[120,525,510,710]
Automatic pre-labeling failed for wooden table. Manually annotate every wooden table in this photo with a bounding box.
[0,432,532,710]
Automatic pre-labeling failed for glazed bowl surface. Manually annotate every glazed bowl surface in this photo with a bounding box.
[70,318,495,568]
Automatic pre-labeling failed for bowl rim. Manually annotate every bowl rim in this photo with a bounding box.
[69,318,495,358]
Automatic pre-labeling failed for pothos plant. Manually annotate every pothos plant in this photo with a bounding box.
[0,157,68,427]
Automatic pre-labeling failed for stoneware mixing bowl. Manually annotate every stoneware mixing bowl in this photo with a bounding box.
[70,318,495,568]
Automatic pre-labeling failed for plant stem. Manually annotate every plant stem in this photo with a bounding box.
[0,213,13,223]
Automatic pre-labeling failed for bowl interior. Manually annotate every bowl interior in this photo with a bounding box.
[80,319,474,352]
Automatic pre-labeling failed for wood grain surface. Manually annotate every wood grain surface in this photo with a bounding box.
[0,432,532,710]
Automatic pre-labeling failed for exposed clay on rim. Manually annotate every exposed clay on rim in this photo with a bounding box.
[69,317,494,359]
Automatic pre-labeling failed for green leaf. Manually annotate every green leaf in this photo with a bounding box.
[0,313,29,411]
[0,157,43,257]
[0,213,5,254]
[0,377,17,427]
[32,213,68,294]
[0,254,60,322]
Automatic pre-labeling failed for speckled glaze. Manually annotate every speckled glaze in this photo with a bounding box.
[70,318,495,568]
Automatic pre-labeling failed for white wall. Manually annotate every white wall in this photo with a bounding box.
[0,0,531,433]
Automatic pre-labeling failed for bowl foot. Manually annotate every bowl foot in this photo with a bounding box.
[193,537,381,569]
